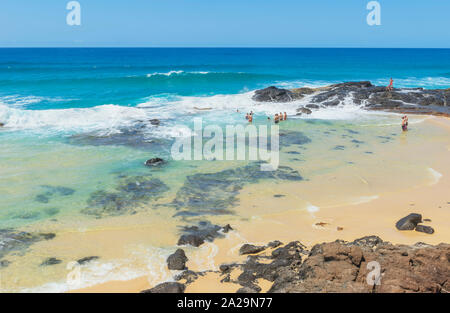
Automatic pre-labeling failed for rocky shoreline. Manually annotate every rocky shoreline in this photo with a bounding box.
[253,81,450,118]
[144,235,450,293]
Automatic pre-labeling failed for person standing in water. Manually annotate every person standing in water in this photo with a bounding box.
[284,112,287,120]
[274,114,279,124]
[401,116,408,131]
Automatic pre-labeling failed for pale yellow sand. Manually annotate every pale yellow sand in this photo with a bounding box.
[72,116,450,293]
[1,116,449,293]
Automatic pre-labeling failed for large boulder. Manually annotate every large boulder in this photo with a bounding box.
[167,249,188,270]
[395,213,422,230]
[253,86,297,103]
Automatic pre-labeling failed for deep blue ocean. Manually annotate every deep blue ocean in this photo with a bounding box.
[1,48,449,112]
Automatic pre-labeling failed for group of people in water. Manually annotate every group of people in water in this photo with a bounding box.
[401,115,409,131]
[243,110,287,124]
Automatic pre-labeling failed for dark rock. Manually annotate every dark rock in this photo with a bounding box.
[167,249,188,270]
[141,282,185,293]
[77,256,99,265]
[0,260,11,268]
[396,213,422,231]
[145,158,164,166]
[305,104,320,109]
[170,162,303,217]
[149,119,160,126]
[253,86,299,103]
[83,176,169,217]
[267,241,283,248]
[40,257,62,266]
[177,234,205,247]
[296,107,312,115]
[237,286,260,293]
[239,244,266,255]
[222,224,233,233]
[0,123,4,127]
[415,225,435,234]
[174,270,200,284]
[273,194,285,198]
[0,229,56,260]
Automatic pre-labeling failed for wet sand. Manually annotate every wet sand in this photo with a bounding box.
[69,116,450,293]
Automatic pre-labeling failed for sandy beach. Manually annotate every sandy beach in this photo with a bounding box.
[62,115,450,293]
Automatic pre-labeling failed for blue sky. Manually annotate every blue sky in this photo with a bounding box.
[0,0,449,47]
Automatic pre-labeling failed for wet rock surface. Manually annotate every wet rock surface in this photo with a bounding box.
[40,257,62,266]
[149,236,449,293]
[396,213,435,234]
[167,249,188,270]
[77,256,99,265]
[239,244,266,255]
[145,158,165,167]
[177,222,231,247]
[396,213,422,230]
[252,86,302,102]
[253,82,450,117]
[82,175,169,217]
[0,229,56,260]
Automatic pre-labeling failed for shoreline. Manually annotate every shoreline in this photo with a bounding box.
[70,116,450,293]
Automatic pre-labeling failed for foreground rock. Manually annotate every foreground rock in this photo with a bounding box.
[396,213,422,230]
[141,282,185,293]
[144,236,449,293]
[177,222,234,247]
[396,213,435,234]
[253,81,450,117]
[167,249,188,270]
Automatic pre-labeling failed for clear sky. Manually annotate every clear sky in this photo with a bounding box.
[0,0,449,48]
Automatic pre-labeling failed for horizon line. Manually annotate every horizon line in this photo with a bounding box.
[1,46,450,49]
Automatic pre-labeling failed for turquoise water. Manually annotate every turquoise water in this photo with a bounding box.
[1,48,450,229]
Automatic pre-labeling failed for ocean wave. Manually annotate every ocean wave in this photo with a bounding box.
[0,104,152,134]
[146,70,210,77]
[0,95,68,107]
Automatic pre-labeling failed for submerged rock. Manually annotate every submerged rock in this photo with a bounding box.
[77,256,99,265]
[82,176,169,217]
[170,162,303,217]
[167,249,188,270]
[395,213,422,231]
[177,222,232,247]
[40,257,62,266]
[145,158,164,167]
[0,229,55,259]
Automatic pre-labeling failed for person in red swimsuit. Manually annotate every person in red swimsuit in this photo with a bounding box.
[387,78,394,91]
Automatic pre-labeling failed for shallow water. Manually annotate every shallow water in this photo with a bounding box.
[1,48,450,292]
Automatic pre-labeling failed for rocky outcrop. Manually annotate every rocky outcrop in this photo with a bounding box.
[145,236,449,293]
[252,82,450,117]
[252,86,300,103]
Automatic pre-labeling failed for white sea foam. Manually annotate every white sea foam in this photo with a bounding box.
[146,70,211,77]
[0,104,152,133]
[0,95,69,107]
